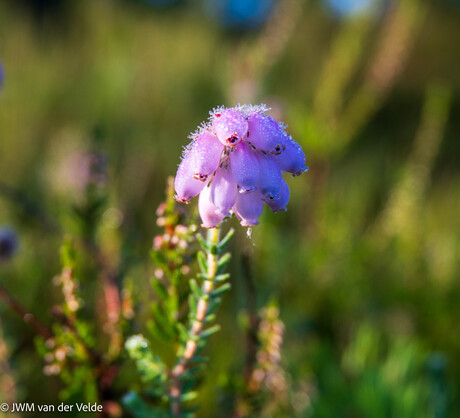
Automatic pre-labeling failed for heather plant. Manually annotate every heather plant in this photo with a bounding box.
[123,105,307,416]
[0,101,307,416]
[1,0,459,417]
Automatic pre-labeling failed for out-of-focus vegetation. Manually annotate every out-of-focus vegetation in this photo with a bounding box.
[0,0,459,416]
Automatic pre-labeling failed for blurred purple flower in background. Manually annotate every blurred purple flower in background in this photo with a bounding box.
[204,0,274,30]
[175,104,308,228]
[0,227,19,261]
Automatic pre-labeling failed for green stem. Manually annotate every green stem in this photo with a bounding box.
[169,227,222,416]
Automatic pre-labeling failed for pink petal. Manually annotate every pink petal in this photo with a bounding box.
[246,114,285,153]
[190,130,224,181]
[210,163,238,216]
[199,184,225,228]
[256,152,282,201]
[272,135,307,176]
[266,178,290,212]
[174,152,207,204]
[212,108,248,147]
[230,142,259,193]
[234,190,264,226]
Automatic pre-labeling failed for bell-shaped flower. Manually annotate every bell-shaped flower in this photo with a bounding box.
[256,152,282,201]
[272,135,307,176]
[233,190,264,226]
[212,108,248,147]
[247,113,285,154]
[174,153,207,204]
[210,163,237,216]
[230,142,259,193]
[199,185,225,228]
[190,130,224,181]
[266,178,290,212]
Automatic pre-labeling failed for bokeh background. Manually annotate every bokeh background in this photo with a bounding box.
[1,0,460,416]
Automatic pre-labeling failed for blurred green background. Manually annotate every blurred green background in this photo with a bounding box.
[0,0,459,416]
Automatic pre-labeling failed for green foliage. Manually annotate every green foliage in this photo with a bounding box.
[124,226,235,415]
[310,325,431,418]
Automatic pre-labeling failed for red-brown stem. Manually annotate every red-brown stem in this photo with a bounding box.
[0,282,52,340]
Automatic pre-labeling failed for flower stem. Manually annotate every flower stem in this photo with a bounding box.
[0,282,52,339]
[169,227,223,416]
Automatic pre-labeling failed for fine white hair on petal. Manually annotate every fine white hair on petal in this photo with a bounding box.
[187,121,213,141]
[209,103,270,121]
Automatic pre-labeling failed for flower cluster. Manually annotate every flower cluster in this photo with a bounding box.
[174,104,307,228]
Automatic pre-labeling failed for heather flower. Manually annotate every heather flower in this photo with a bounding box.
[234,190,264,226]
[256,151,283,201]
[174,104,308,228]
[212,108,248,147]
[266,178,289,213]
[174,153,208,204]
[230,141,259,193]
[199,184,225,228]
[210,162,238,216]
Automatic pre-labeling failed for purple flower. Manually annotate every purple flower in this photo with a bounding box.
[210,162,237,216]
[190,130,224,181]
[230,141,259,193]
[212,108,248,147]
[266,178,289,213]
[174,152,208,204]
[175,104,308,228]
[272,134,307,176]
[234,190,264,226]
[247,113,284,153]
[256,151,282,201]
[199,184,225,229]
